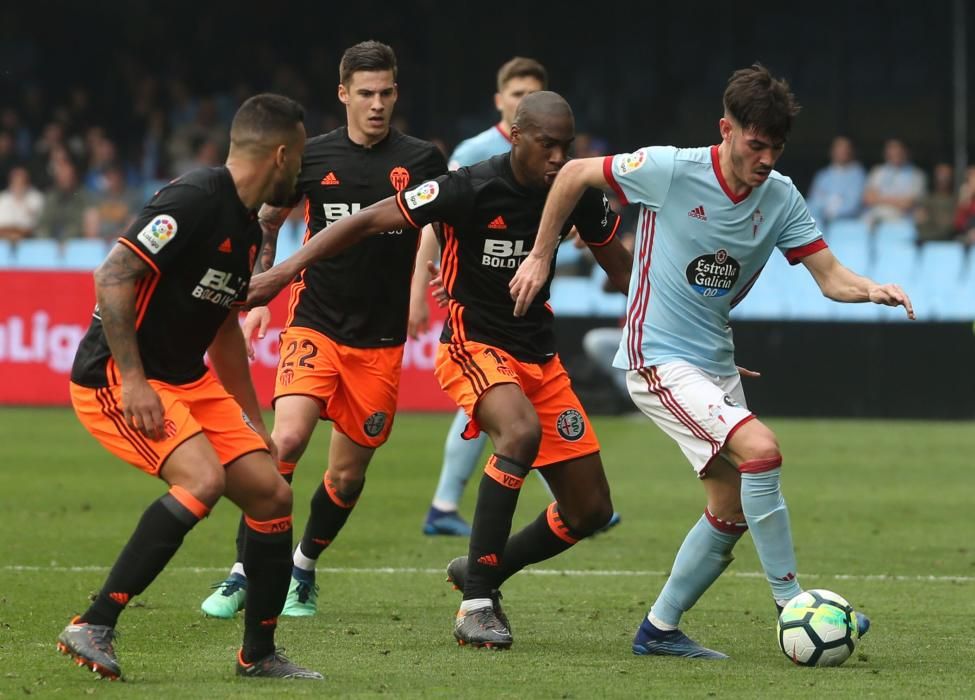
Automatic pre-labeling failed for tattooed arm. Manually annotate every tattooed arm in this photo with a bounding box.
[94,243,166,440]
[254,204,294,274]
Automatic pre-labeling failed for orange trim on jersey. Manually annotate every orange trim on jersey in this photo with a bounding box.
[323,473,358,509]
[278,460,296,476]
[395,191,421,229]
[285,277,306,327]
[133,273,161,328]
[586,214,622,248]
[168,484,211,520]
[483,455,525,490]
[244,514,293,534]
[303,198,313,243]
[546,502,580,544]
[441,224,459,294]
[117,237,161,276]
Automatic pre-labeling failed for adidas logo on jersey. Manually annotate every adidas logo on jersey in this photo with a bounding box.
[688,205,708,221]
[320,172,340,186]
[487,215,507,230]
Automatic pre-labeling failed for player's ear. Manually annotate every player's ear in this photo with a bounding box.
[338,82,350,105]
[719,116,733,142]
[494,92,503,114]
[509,123,520,146]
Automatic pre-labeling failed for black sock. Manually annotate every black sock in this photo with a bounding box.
[242,516,292,662]
[465,454,530,600]
[81,489,205,627]
[497,502,587,585]
[235,470,293,564]
[297,474,363,561]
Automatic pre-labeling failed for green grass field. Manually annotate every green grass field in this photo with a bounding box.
[1,408,973,698]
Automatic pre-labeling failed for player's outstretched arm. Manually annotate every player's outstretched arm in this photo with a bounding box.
[589,235,633,294]
[407,224,440,339]
[254,204,294,274]
[510,157,607,316]
[246,196,408,307]
[801,248,916,319]
[94,243,166,440]
[208,311,276,461]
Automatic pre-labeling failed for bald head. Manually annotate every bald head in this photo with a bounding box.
[512,91,573,132]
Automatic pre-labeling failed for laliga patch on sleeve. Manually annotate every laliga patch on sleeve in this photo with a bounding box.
[404,181,439,210]
[136,215,178,253]
[614,149,647,176]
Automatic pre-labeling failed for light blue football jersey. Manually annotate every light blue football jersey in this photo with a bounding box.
[448,123,511,170]
[605,145,826,376]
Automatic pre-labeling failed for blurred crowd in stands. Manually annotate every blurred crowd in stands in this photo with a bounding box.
[0,84,973,255]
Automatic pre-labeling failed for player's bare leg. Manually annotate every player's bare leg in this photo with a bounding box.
[284,426,374,616]
[61,435,225,679]
[202,395,319,619]
[633,457,742,659]
[451,384,540,648]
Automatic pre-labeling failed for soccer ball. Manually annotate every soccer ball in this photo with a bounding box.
[777,589,858,667]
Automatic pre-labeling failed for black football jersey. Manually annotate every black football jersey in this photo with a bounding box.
[71,167,260,387]
[395,154,620,363]
[285,127,446,346]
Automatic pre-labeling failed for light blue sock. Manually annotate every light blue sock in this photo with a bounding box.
[650,515,741,626]
[431,409,488,510]
[740,467,802,602]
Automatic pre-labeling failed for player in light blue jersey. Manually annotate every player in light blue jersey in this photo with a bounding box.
[415,57,547,536]
[512,64,913,659]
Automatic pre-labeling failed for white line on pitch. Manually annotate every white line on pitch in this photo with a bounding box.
[2,564,972,583]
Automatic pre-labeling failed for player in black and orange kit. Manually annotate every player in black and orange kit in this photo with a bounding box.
[58,94,322,681]
[200,41,446,619]
[246,91,633,649]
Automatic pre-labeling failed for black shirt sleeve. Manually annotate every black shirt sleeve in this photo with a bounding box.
[418,144,448,181]
[120,184,210,272]
[569,187,621,246]
[395,169,473,230]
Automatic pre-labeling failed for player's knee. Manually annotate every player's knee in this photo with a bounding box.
[183,468,226,507]
[272,427,312,463]
[736,427,781,465]
[265,477,293,518]
[325,469,365,502]
[495,418,541,464]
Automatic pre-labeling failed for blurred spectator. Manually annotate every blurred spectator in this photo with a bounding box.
[171,137,222,177]
[83,131,123,193]
[167,96,226,177]
[35,157,90,240]
[862,138,926,227]
[954,166,975,244]
[0,131,19,185]
[87,164,139,239]
[915,163,957,242]
[806,136,866,227]
[0,166,44,241]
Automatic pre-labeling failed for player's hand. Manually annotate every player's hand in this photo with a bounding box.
[427,260,449,308]
[509,253,549,317]
[246,270,287,308]
[868,283,915,320]
[122,378,166,441]
[241,306,271,359]
[736,365,762,379]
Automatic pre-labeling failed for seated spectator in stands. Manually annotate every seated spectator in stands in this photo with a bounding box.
[806,136,866,227]
[915,163,958,242]
[83,133,124,193]
[862,138,926,227]
[0,166,44,241]
[955,166,975,244]
[0,131,19,186]
[87,164,139,239]
[35,157,90,241]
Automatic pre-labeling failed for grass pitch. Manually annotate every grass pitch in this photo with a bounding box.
[0,408,972,698]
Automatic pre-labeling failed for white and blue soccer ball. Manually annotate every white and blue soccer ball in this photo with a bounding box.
[777,589,858,667]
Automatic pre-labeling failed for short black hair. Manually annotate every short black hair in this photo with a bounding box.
[723,63,801,142]
[512,91,573,131]
[230,93,304,150]
[340,41,397,85]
